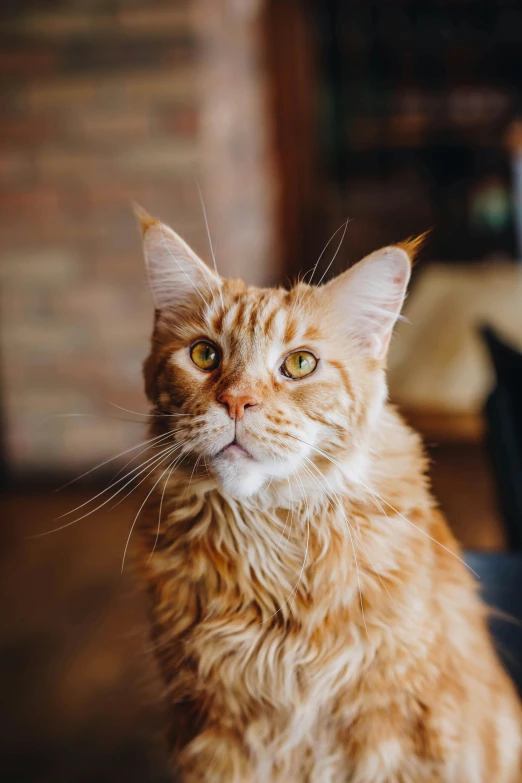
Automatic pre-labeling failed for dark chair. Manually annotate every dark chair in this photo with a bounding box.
[465,551,522,695]
[481,325,522,551]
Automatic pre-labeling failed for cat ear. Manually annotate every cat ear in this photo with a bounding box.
[322,243,415,359]
[134,204,221,311]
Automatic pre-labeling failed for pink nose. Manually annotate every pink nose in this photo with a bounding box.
[219,392,259,421]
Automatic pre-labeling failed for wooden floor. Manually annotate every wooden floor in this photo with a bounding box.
[427,441,506,550]
[0,443,506,782]
[0,487,170,783]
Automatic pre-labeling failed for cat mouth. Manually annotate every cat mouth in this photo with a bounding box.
[220,439,254,460]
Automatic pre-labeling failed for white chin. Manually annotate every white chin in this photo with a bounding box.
[211,453,266,498]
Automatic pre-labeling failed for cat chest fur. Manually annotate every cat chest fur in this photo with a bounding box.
[141,487,428,731]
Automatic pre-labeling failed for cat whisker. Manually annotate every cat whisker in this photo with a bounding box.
[290,218,351,323]
[276,477,294,552]
[286,433,478,579]
[298,457,368,638]
[301,456,405,626]
[55,437,191,530]
[195,178,225,311]
[316,218,350,287]
[288,471,311,613]
[360,482,480,580]
[348,530,408,623]
[122,451,190,573]
[306,218,351,288]
[27,445,178,540]
[106,441,189,515]
[37,412,147,428]
[110,427,189,483]
[55,429,174,492]
[275,459,296,554]
[53,438,180,520]
[28,442,187,539]
[290,271,309,318]
[123,450,189,573]
[105,400,195,418]
[255,469,310,626]
[187,454,203,493]
[111,437,194,521]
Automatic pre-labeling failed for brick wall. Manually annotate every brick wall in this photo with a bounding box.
[0,0,276,475]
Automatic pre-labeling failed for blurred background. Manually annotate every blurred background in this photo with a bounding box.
[1,0,522,780]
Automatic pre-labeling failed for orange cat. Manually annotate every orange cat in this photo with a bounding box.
[135,209,522,782]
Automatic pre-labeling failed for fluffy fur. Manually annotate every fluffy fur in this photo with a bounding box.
[135,210,522,782]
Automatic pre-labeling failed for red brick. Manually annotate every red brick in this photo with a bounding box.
[0,113,56,147]
[0,49,58,79]
[157,103,198,137]
[121,69,197,103]
[116,5,192,34]
[34,149,112,181]
[115,141,199,174]
[26,78,98,110]
[0,152,34,184]
[0,246,82,285]
[0,187,60,219]
[82,183,139,207]
[4,11,105,37]
[0,0,275,473]
[66,110,152,145]
[26,69,197,112]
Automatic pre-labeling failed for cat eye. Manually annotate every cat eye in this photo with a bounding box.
[280,350,317,380]
[190,341,220,372]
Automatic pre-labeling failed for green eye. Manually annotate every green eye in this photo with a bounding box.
[281,350,317,380]
[190,341,220,371]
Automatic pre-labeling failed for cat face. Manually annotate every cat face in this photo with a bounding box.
[139,208,417,498]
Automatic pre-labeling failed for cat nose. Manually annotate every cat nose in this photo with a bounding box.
[219,392,259,421]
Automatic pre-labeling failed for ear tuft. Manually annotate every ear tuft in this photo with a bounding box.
[396,230,430,265]
[132,202,159,236]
